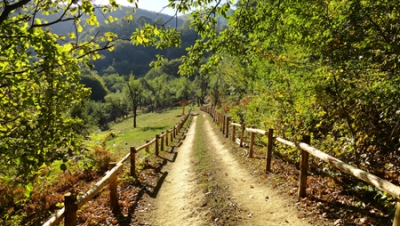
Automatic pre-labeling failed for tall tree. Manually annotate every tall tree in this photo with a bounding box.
[123,75,143,128]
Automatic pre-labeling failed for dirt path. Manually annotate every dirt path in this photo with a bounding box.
[138,112,311,225]
[143,115,210,226]
[201,113,311,226]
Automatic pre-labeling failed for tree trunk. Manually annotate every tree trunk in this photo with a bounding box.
[133,103,137,128]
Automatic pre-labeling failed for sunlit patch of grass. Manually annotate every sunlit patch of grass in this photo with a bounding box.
[94,107,185,157]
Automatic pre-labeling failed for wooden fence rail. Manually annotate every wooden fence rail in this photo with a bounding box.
[200,105,400,226]
[43,105,193,226]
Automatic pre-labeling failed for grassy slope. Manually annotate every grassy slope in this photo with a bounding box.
[87,107,185,157]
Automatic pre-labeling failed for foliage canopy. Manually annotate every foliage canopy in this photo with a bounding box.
[0,0,135,181]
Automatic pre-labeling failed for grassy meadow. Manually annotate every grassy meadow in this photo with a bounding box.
[86,107,187,158]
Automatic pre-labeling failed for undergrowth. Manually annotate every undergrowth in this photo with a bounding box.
[0,132,115,225]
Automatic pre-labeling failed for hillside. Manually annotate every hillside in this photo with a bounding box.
[42,6,184,37]
[37,6,188,77]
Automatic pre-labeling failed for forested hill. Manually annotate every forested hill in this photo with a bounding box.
[41,6,184,36]
[81,17,196,76]
[39,6,188,77]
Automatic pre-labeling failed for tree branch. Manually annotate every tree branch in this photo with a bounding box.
[29,2,80,30]
[0,0,32,25]
[76,42,113,59]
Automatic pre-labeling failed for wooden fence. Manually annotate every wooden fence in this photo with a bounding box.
[42,106,193,226]
[200,105,400,226]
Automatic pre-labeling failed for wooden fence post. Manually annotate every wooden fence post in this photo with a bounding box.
[232,121,236,142]
[161,132,164,151]
[225,116,230,138]
[145,140,150,153]
[266,128,274,172]
[298,135,311,198]
[130,147,136,177]
[64,192,77,226]
[174,126,177,139]
[240,123,245,147]
[109,162,118,211]
[155,134,159,156]
[222,115,226,134]
[249,126,255,158]
[393,201,400,226]
[213,107,216,122]
[220,114,223,130]
[165,129,169,147]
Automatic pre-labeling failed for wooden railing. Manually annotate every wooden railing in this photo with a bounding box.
[43,106,193,226]
[200,105,400,226]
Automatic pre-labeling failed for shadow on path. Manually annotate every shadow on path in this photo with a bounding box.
[112,120,192,226]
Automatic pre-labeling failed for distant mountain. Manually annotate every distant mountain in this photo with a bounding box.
[40,6,185,37]
[35,6,189,77]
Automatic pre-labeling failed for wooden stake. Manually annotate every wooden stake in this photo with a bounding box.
[109,162,118,211]
[249,126,255,158]
[155,134,159,156]
[299,135,311,198]
[165,129,169,147]
[174,126,177,139]
[64,192,77,226]
[266,128,274,172]
[393,201,400,226]
[225,116,230,138]
[222,115,225,134]
[130,147,136,177]
[232,121,236,142]
[212,107,215,122]
[145,140,150,153]
[240,123,245,147]
[220,114,223,130]
[161,132,164,151]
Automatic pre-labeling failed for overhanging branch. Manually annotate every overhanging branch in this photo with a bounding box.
[0,0,32,25]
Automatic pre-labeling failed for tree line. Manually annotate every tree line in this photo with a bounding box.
[78,58,210,132]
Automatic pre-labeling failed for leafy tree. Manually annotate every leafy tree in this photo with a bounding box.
[123,75,143,128]
[105,93,128,122]
[0,0,133,182]
[87,101,109,131]
[133,0,400,167]
[103,73,126,92]
[174,77,194,101]
[193,74,209,106]
[81,73,109,102]
[148,74,175,111]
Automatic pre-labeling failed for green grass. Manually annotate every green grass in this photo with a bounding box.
[86,107,187,158]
